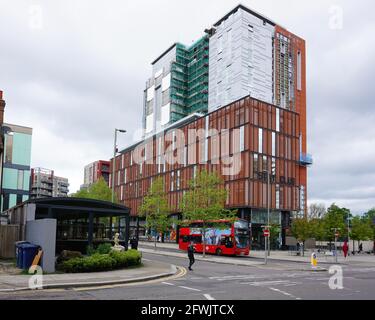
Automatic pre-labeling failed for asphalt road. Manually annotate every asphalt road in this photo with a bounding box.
[1,252,375,300]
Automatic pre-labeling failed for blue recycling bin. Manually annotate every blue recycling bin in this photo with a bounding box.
[15,241,29,268]
[21,243,39,270]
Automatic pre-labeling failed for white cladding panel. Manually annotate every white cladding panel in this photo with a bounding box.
[161,103,170,126]
[208,8,274,111]
[146,113,154,133]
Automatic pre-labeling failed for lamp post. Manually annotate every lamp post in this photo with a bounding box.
[111,128,127,203]
[263,170,271,256]
[110,128,126,241]
[0,126,13,211]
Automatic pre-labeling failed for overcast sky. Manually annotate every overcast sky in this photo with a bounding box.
[0,0,374,214]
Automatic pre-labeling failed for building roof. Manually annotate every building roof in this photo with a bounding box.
[213,4,276,27]
[151,43,178,66]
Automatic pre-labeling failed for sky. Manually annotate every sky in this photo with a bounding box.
[0,0,374,214]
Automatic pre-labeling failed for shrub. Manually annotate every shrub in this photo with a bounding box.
[61,250,142,273]
[96,243,112,255]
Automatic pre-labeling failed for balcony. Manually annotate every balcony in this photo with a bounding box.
[300,153,313,166]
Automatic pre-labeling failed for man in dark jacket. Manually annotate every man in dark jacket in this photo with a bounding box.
[187,242,195,271]
[130,236,138,250]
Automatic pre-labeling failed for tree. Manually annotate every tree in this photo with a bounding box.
[269,224,281,249]
[308,203,326,220]
[323,204,348,242]
[139,177,172,250]
[181,170,236,257]
[72,177,117,203]
[350,216,373,253]
[363,208,375,254]
[291,217,313,256]
[309,218,326,241]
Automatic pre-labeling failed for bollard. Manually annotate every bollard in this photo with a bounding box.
[311,251,318,269]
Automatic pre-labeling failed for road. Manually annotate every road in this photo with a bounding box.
[1,252,375,300]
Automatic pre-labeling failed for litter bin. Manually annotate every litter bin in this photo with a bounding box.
[21,243,40,270]
[15,241,29,268]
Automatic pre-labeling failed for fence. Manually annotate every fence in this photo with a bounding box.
[0,225,22,258]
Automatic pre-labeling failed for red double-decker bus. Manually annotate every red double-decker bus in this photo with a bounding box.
[178,219,250,256]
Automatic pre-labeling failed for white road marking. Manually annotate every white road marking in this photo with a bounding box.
[162,282,175,286]
[204,294,215,300]
[178,286,201,292]
[142,258,152,261]
[269,287,301,300]
[241,280,293,287]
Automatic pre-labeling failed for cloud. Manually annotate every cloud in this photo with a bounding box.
[0,0,374,214]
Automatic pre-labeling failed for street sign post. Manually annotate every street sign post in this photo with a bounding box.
[263,229,270,237]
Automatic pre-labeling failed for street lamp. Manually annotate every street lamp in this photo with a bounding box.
[262,170,271,257]
[0,126,13,211]
[112,128,127,203]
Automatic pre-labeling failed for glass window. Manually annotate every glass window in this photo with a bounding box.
[258,128,263,154]
[272,132,276,156]
[240,125,245,152]
[276,108,280,132]
[5,134,13,163]
[17,170,24,190]
[297,51,302,91]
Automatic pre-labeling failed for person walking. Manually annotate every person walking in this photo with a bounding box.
[359,243,363,254]
[187,241,195,271]
[343,240,349,258]
[130,236,138,250]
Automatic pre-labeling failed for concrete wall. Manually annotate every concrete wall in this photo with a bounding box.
[209,7,274,111]
[26,219,56,273]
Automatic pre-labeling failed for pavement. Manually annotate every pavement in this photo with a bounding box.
[138,240,375,265]
[0,258,180,292]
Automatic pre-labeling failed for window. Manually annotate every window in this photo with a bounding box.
[171,172,174,192]
[124,168,127,184]
[177,170,180,190]
[276,184,280,209]
[17,170,24,190]
[276,108,280,132]
[272,132,276,156]
[117,171,121,186]
[240,125,245,152]
[297,51,302,91]
[5,134,13,163]
[253,154,258,176]
[258,128,263,153]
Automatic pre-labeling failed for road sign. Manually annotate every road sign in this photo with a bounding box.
[263,229,270,237]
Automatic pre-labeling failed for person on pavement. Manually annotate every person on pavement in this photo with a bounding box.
[359,243,363,253]
[130,236,138,250]
[188,241,195,271]
[343,240,349,258]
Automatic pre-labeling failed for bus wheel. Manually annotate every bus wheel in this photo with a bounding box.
[216,248,222,256]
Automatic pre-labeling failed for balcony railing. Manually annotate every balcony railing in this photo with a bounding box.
[300,153,313,166]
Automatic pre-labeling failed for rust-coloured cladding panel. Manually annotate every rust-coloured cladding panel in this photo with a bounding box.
[113,95,304,216]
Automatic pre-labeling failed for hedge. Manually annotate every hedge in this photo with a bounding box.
[61,249,142,273]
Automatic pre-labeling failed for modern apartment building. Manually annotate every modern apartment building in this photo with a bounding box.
[82,160,110,189]
[115,4,311,247]
[1,123,32,211]
[30,167,69,198]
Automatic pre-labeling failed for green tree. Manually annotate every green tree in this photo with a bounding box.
[139,177,172,250]
[73,177,117,203]
[350,216,373,252]
[310,218,326,241]
[323,204,348,242]
[269,224,281,249]
[181,170,236,257]
[291,217,313,256]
